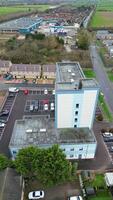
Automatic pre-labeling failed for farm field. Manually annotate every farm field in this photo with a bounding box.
[0,5,50,16]
[90,11,113,28]
[96,0,113,11]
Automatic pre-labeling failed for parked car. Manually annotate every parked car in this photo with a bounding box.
[28,191,44,199]
[8,93,15,97]
[0,119,7,124]
[104,137,113,142]
[52,89,55,95]
[68,196,83,200]
[9,87,19,93]
[102,132,113,137]
[44,89,48,95]
[24,89,29,95]
[109,146,113,152]
[50,103,54,111]
[0,122,5,128]
[44,104,48,111]
[0,110,9,116]
[30,105,34,112]
[34,105,38,111]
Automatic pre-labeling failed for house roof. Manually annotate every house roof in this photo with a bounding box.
[0,168,22,200]
[43,64,56,73]
[0,60,11,68]
[11,64,41,72]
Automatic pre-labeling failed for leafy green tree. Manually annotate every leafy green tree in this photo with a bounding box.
[77,29,89,50]
[0,154,10,170]
[15,146,40,179]
[35,145,72,186]
[15,145,75,186]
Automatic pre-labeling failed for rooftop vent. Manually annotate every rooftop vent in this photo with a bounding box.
[26,129,33,133]
[71,79,74,83]
[40,128,46,132]
[71,73,75,76]
[68,69,71,73]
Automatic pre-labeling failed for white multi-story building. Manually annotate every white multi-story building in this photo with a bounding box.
[55,62,99,129]
[9,116,97,160]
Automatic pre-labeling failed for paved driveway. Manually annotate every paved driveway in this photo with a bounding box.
[25,180,80,200]
[78,121,113,171]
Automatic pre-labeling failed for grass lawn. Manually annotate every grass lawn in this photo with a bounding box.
[107,71,113,82]
[0,5,50,16]
[89,190,112,200]
[90,11,113,28]
[83,69,96,78]
[99,93,113,122]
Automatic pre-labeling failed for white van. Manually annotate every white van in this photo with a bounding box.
[9,87,19,93]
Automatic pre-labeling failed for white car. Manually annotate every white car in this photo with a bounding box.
[44,89,48,95]
[69,196,83,200]
[28,191,44,199]
[44,104,48,111]
[0,122,5,128]
[52,89,55,95]
[50,103,54,111]
[9,87,19,93]
[102,132,113,137]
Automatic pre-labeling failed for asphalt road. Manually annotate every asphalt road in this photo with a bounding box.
[90,45,113,114]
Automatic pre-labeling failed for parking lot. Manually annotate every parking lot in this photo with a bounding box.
[0,92,16,140]
[0,88,55,156]
[0,88,113,171]
[102,132,113,164]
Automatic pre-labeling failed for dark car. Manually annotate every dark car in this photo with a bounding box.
[109,146,113,152]
[0,119,7,123]
[0,110,9,117]
[103,137,113,142]
[8,93,15,97]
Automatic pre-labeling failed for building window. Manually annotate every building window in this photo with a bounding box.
[13,151,17,155]
[70,155,74,158]
[79,147,83,151]
[76,104,79,108]
[75,111,78,115]
[70,148,74,151]
[75,118,78,122]
[74,125,77,128]
[78,154,82,159]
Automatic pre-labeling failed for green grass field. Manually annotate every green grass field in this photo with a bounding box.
[107,71,113,82]
[96,0,113,11]
[0,5,50,16]
[83,69,96,78]
[89,191,112,200]
[90,11,113,28]
[99,93,113,122]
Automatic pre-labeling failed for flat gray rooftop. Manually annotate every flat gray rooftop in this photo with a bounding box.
[9,116,96,148]
[56,62,84,82]
[56,62,98,90]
